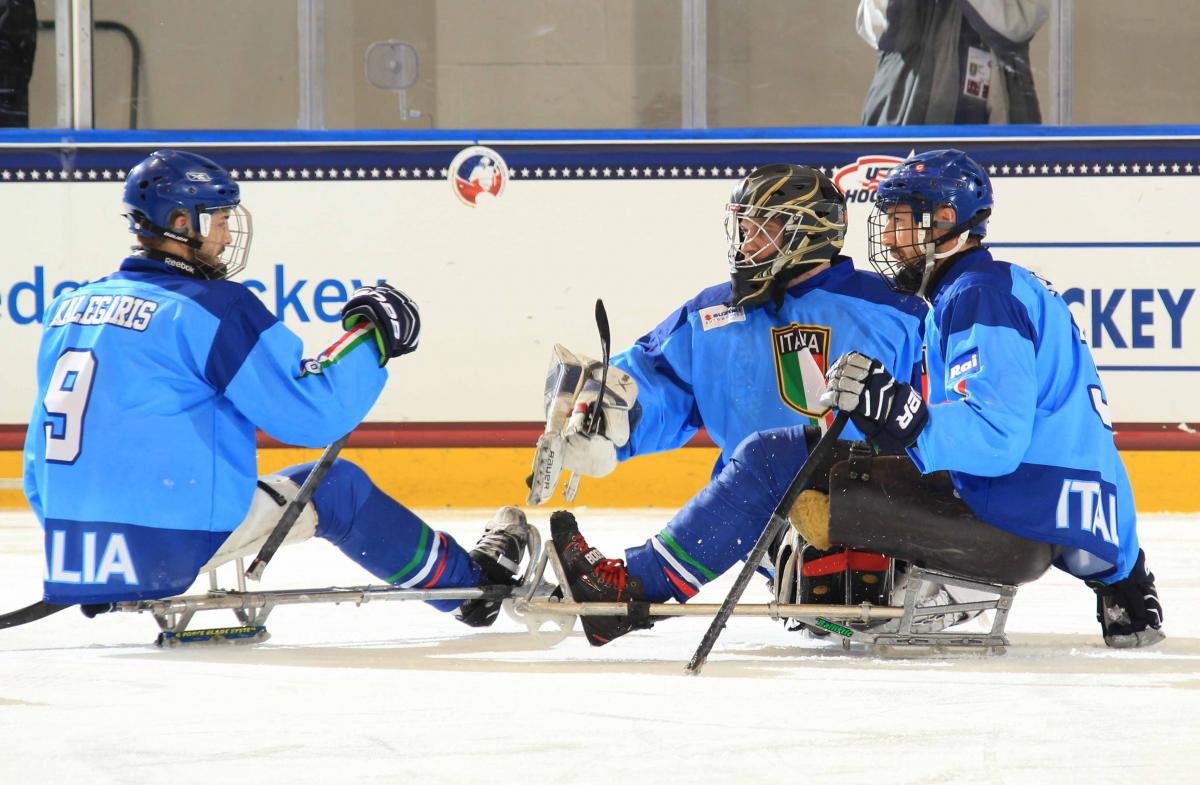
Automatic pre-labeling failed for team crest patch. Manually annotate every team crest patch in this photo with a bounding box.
[448,145,508,207]
[698,304,745,331]
[771,324,832,421]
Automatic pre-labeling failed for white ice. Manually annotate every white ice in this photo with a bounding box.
[1,509,1197,785]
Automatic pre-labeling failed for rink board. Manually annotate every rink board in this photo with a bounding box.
[0,127,1197,509]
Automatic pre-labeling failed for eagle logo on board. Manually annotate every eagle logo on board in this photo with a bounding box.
[771,323,833,425]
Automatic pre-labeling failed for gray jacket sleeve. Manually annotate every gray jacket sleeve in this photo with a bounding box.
[960,0,1049,46]
[857,0,931,53]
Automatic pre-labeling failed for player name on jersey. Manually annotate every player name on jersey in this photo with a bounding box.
[48,294,159,332]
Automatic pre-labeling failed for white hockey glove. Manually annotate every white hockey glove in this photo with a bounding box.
[527,344,639,505]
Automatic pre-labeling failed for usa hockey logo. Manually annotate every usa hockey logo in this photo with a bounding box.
[771,323,834,426]
[832,155,905,204]
[448,145,508,207]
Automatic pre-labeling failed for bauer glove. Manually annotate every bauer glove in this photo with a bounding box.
[341,284,421,365]
[820,352,926,453]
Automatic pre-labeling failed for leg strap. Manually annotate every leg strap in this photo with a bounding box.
[829,456,1053,586]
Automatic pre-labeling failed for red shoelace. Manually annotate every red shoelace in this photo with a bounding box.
[567,534,629,595]
[594,559,629,595]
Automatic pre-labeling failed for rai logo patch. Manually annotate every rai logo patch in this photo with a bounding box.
[947,348,981,397]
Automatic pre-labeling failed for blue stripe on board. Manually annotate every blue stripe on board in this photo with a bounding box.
[4,125,1200,145]
[2,128,1200,183]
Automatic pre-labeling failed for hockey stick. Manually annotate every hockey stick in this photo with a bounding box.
[0,600,71,630]
[245,433,350,581]
[563,299,611,502]
[685,410,849,675]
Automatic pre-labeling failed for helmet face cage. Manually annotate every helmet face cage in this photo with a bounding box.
[195,203,253,280]
[723,168,847,308]
[866,196,934,295]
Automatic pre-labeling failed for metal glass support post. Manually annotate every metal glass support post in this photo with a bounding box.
[680,0,707,129]
[55,0,93,129]
[54,0,71,128]
[298,0,326,130]
[1048,0,1073,125]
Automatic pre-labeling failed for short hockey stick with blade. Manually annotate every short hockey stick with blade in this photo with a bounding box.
[245,434,349,581]
[685,410,849,675]
[563,298,611,502]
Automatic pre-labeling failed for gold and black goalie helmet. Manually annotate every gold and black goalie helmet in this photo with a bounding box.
[724,164,848,308]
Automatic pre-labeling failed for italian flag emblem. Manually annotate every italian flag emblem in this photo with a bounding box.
[771,323,834,429]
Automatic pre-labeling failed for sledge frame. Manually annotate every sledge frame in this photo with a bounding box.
[109,526,1018,654]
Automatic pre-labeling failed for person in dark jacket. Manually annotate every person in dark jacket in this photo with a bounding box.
[858,0,1048,125]
[0,0,37,127]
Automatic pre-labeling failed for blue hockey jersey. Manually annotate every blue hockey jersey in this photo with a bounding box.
[613,257,927,470]
[24,255,386,603]
[910,247,1139,583]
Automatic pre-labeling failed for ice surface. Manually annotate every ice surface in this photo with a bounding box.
[1,509,1197,785]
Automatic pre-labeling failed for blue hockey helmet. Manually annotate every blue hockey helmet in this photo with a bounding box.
[122,149,252,279]
[867,149,992,295]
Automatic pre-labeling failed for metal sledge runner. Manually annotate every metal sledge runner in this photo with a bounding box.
[90,521,1020,655]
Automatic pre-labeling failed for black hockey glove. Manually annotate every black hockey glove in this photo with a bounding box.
[341,284,421,365]
[1088,549,1164,648]
[819,352,927,453]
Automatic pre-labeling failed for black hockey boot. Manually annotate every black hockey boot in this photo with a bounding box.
[455,506,532,628]
[1089,549,1165,649]
[550,510,652,646]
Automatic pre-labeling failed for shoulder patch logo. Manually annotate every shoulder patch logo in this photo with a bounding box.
[947,348,980,397]
[698,304,745,331]
[771,324,833,425]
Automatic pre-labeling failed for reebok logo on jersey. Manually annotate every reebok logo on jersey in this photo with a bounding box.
[699,304,745,331]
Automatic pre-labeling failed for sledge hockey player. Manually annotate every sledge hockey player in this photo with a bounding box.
[535,164,928,645]
[816,149,1164,648]
[23,149,528,628]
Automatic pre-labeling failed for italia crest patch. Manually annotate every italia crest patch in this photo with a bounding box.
[771,324,833,423]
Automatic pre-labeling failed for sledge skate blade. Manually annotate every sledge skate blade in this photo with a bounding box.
[156,625,270,647]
